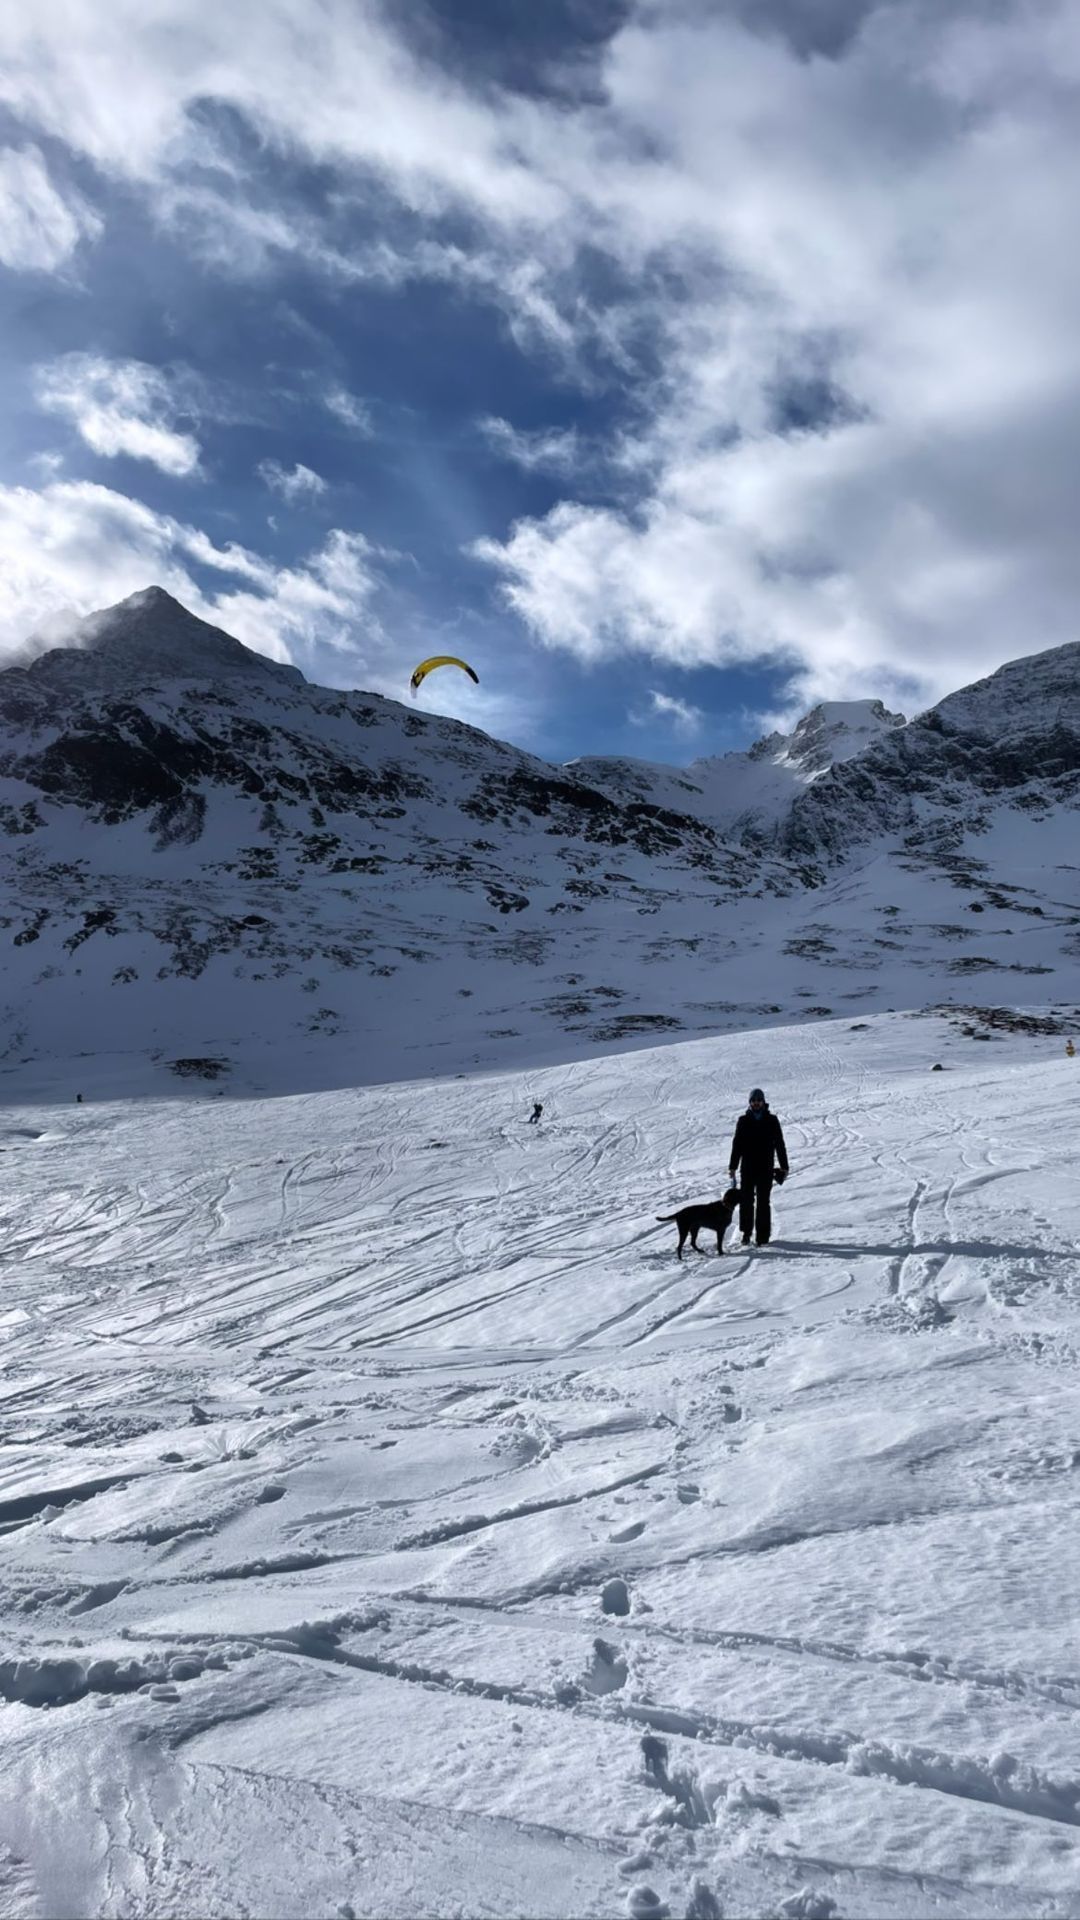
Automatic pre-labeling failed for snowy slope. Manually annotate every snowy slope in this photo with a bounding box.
[931,643,1080,739]
[1,1011,1079,1917]
[0,588,1078,1101]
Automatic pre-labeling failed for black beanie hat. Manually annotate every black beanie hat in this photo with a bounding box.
[749,1088,765,1102]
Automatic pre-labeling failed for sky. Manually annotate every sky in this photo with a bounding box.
[1,0,1078,766]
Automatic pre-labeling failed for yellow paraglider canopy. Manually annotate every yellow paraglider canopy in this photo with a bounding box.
[409,654,479,695]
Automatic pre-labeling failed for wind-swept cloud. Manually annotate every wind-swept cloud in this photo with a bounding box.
[27,450,65,479]
[478,415,581,475]
[35,355,202,477]
[0,144,101,272]
[0,0,564,221]
[631,690,704,737]
[0,476,384,666]
[257,459,327,502]
[323,386,373,435]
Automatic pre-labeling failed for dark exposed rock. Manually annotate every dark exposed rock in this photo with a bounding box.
[485,885,529,914]
[592,1013,684,1040]
[933,1004,1078,1038]
[64,909,118,954]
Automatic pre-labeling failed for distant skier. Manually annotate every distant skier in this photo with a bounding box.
[528,1101,544,1125]
[728,1088,789,1247]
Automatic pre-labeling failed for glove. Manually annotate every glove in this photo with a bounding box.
[774,1169,787,1186]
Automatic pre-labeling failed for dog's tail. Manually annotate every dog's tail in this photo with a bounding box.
[655,1214,678,1223]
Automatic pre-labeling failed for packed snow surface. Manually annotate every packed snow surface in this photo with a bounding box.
[1,1012,1080,1918]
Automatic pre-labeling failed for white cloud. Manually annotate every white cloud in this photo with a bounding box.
[471,2,1080,710]
[0,477,383,668]
[257,459,327,502]
[632,690,705,737]
[0,144,100,272]
[35,354,202,477]
[478,416,581,475]
[323,386,373,435]
[0,1,563,219]
[210,527,379,659]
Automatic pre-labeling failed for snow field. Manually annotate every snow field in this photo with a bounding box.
[0,1011,1079,1917]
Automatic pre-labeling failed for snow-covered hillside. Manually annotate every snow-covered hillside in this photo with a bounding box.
[0,587,1078,1100]
[1,1012,1079,1917]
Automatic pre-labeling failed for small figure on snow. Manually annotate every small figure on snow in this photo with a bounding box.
[528,1101,544,1125]
[729,1088,789,1247]
[1067,1039,1076,1059]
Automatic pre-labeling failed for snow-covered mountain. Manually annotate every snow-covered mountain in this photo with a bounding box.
[0,587,1077,1099]
[572,697,906,841]
[753,696,908,776]
[774,644,1080,867]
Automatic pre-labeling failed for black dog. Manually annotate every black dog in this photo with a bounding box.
[656,1186,740,1258]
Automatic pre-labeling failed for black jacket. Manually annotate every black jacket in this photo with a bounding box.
[729,1107,788,1178]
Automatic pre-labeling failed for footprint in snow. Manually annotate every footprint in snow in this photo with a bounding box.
[582,1638,627,1696]
[684,1882,723,1920]
[640,1736,712,1829]
[601,1576,631,1616]
[618,1852,654,1878]
[609,1519,646,1543]
[626,1888,669,1919]
[725,1777,780,1817]
[779,1894,839,1920]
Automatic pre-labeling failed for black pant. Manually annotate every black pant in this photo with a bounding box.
[739,1170,773,1245]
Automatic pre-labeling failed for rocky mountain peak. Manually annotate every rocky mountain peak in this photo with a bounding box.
[13,586,305,698]
[750,698,906,778]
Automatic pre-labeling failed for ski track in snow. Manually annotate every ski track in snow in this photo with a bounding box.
[1,1012,1080,1918]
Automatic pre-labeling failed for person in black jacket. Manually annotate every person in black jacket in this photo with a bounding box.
[729,1088,789,1246]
